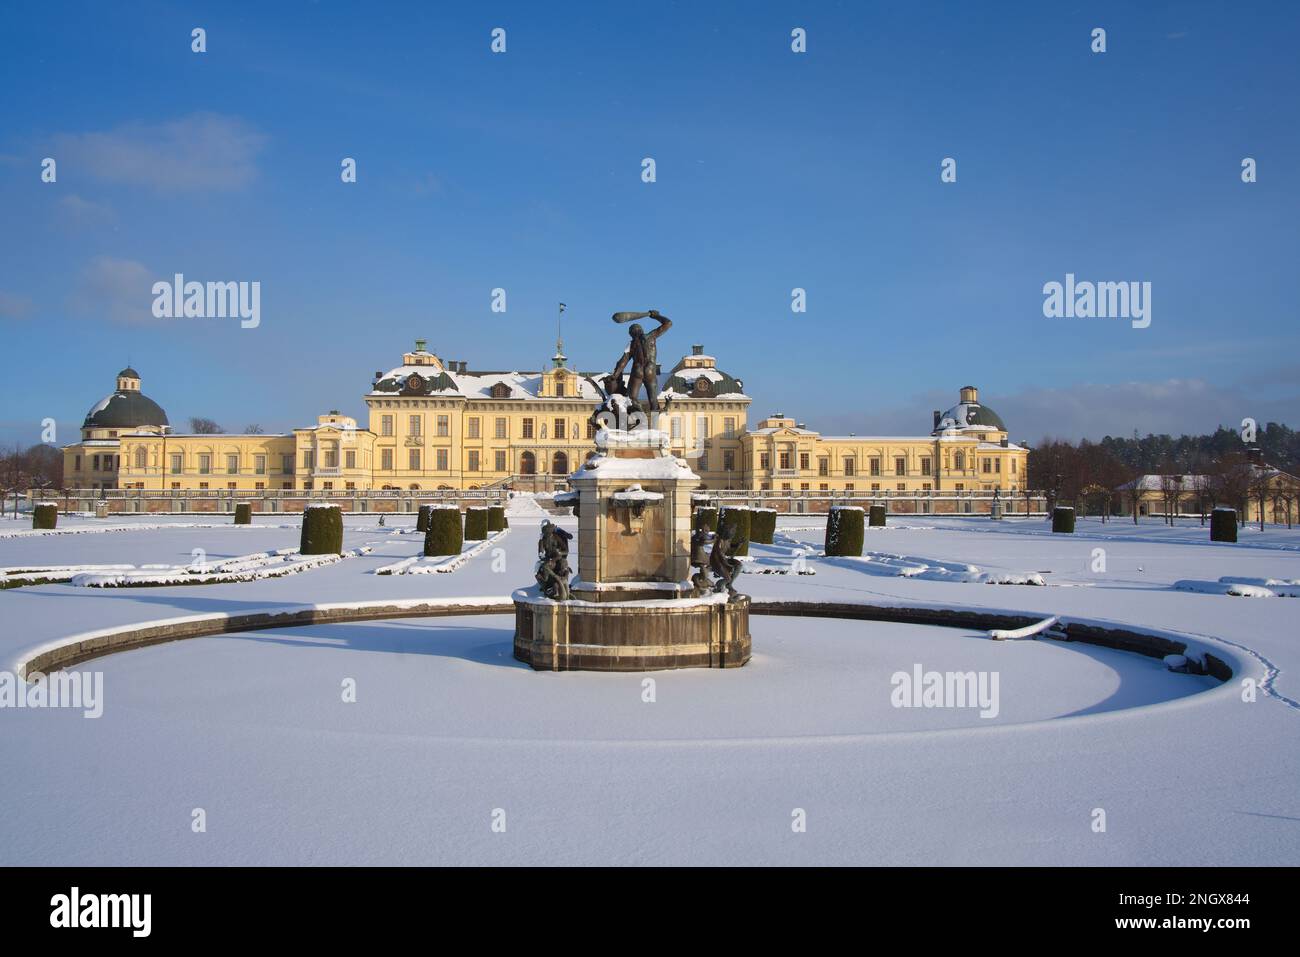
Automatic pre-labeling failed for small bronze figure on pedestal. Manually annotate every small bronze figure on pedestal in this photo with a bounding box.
[535,520,573,601]
[709,523,747,601]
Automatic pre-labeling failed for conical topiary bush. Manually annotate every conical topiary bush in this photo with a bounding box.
[750,508,776,544]
[300,504,344,554]
[464,506,489,541]
[424,505,463,556]
[32,503,57,530]
[825,506,864,556]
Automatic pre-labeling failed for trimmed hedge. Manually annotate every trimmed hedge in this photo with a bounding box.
[1210,507,1238,543]
[694,506,718,532]
[825,506,864,556]
[425,507,463,556]
[300,505,343,555]
[464,506,489,541]
[750,508,776,545]
[234,503,252,525]
[717,507,750,556]
[1051,506,1076,534]
[487,504,506,532]
[416,505,434,533]
[32,503,57,530]
[868,504,886,527]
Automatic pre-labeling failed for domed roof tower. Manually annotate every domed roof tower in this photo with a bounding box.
[932,385,1007,435]
[82,368,169,436]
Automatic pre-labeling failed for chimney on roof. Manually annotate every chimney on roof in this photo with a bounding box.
[933,410,941,430]
[692,343,704,356]
[414,338,427,353]
[960,385,978,404]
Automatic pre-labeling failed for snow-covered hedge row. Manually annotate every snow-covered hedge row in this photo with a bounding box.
[377,529,508,575]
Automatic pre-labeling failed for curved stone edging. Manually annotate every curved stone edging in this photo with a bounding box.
[16,596,1233,682]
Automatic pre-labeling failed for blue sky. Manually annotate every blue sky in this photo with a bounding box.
[2,0,1297,447]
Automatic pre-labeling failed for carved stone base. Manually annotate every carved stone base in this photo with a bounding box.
[513,589,751,671]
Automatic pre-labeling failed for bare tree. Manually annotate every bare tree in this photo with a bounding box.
[189,417,223,434]
[244,424,265,434]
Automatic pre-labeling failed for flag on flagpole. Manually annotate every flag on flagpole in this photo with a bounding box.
[559,303,567,312]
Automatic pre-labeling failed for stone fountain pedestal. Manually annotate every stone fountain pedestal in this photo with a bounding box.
[513,428,751,671]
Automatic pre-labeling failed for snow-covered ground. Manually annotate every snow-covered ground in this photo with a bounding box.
[1,505,1297,865]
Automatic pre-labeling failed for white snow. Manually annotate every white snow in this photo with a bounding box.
[1,511,1299,865]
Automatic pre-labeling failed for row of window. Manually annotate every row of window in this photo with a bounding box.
[377,414,741,441]
[752,452,1017,476]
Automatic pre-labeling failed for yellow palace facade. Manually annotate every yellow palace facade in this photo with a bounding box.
[62,342,1028,497]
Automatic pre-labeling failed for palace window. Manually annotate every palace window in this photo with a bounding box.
[74,455,81,471]
[381,415,394,437]
[818,458,828,476]
[671,417,682,439]
[954,451,965,470]
[800,452,809,470]
[522,418,535,439]
[982,458,991,474]
[324,449,338,469]
[345,451,356,469]
[436,449,449,470]
[1011,459,1017,473]
[552,451,568,475]
[437,415,449,437]
[408,449,421,470]
[555,380,566,398]
[226,454,240,474]
[303,452,314,470]
[697,417,709,439]
[843,458,855,477]
[281,454,294,474]
[819,483,828,491]
[870,457,881,476]
[895,457,906,475]
[468,450,480,472]
[779,450,791,470]
[381,449,394,471]
[554,418,566,440]
[134,447,147,469]
[255,455,266,475]
[723,450,735,472]
[587,420,598,440]
[228,482,238,490]
[921,458,931,476]
[408,415,422,437]
[845,483,854,492]
[494,451,506,471]
[897,483,906,492]
[171,482,181,490]
[199,482,209,490]
[760,452,770,469]
[724,417,736,438]
[872,483,880,492]
[199,454,211,475]
[495,417,507,439]
[467,417,480,439]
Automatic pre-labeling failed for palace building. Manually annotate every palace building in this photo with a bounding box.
[62,342,1028,497]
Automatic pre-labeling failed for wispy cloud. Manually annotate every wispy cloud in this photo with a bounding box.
[811,378,1299,443]
[0,291,34,321]
[56,193,116,228]
[70,256,155,324]
[53,113,267,192]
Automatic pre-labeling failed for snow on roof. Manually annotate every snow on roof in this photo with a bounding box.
[370,365,603,401]
[1116,474,1209,491]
